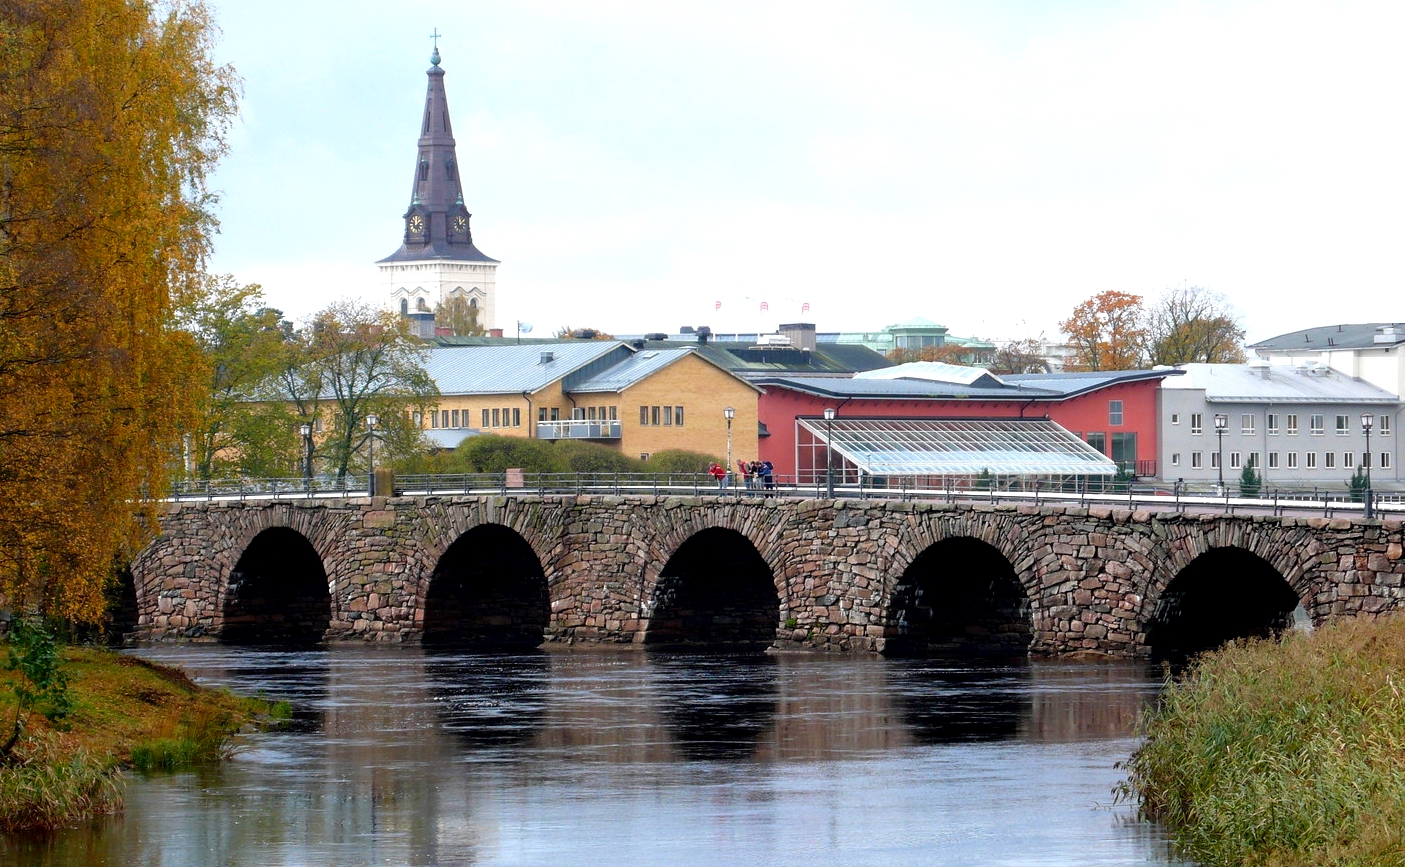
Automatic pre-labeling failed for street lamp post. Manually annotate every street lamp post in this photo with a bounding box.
[300,423,313,492]
[823,407,836,499]
[1362,413,1374,519]
[1213,413,1228,493]
[723,406,735,491]
[366,413,379,496]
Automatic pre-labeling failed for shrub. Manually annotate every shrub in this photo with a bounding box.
[0,735,122,832]
[551,440,641,474]
[641,449,717,475]
[1118,615,1405,866]
[2,617,74,759]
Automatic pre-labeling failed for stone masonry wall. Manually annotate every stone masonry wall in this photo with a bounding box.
[131,496,1405,656]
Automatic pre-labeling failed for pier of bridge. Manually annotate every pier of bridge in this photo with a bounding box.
[130,494,1405,658]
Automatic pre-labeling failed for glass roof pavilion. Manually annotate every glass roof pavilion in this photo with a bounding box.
[798,417,1119,477]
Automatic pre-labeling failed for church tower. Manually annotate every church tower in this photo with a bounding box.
[378,45,499,329]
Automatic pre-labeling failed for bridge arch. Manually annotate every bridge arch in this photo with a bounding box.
[882,510,1037,656]
[422,523,550,648]
[223,526,331,645]
[641,522,784,651]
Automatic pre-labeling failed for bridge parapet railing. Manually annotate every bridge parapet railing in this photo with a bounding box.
[166,473,1400,519]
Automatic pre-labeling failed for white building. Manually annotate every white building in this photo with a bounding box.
[1250,323,1405,396]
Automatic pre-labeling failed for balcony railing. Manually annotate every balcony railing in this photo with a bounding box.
[536,420,621,440]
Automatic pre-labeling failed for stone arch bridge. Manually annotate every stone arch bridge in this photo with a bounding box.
[130,495,1405,658]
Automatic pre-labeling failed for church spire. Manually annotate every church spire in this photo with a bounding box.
[378,40,500,332]
[378,42,496,265]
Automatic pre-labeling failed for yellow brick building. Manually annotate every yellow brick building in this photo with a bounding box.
[421,342,759,463]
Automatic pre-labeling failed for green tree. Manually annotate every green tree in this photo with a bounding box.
[1238,456,1262,498]
[269,300,438,483]
[1348,465,1369,503]
[175,276,296,480]
[434,294,485,337]
[643,450,719,474]
[0,0,237,621]
[988,338,1051,374]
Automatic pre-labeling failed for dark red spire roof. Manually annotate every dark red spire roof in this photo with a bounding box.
[379,47,498,264]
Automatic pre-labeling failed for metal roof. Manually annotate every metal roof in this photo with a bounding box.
[426,342,629,395]
[802,417,1118,476]
[855,361,1005,387]
[757,368,1178,401]
[1249,323,1405,351]
[571,348,695,393]
[1162,363,1400,404]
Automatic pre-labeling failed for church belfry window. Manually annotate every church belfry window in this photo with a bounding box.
[419,160,428,182]
[446,160,456,180]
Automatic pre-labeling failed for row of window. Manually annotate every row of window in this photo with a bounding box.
[639,405,685,426]
[1170,451,1393,470]
[1175,412,1392,436]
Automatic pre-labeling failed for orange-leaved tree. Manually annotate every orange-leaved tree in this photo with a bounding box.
[0,0,237,621]
[1059,291,1148,371]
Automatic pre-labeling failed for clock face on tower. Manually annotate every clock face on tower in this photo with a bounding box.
[408,215,424,234]
[452,215,467,234]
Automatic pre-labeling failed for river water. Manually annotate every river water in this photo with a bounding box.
[6,647,1192,866]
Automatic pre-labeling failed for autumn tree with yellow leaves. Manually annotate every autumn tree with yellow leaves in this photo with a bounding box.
[0,0,237,621]
[1059,290,1149,371]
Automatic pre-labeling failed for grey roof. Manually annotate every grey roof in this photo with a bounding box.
[1163,363,1400,404]
[572,348,694,393]
[856,361,1005,388]
[755,368,1179,401]
[1249,323,1405,351]
[426,342,630,395]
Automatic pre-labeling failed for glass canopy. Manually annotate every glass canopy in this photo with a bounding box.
[797,417,1119,477]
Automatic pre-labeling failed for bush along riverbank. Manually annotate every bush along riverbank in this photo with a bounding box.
[0,619,286,832]
[1118,615,1405,866]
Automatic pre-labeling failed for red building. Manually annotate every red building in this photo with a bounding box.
[752,364,1178,483]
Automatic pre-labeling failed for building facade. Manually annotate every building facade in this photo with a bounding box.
[1159,362,1401,491]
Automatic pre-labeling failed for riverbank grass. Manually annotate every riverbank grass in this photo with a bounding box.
[1119,615,1405,866]
[0,647,285,832]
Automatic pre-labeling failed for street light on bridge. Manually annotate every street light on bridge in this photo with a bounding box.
[1213,413,1228,494]
[1362,413,1374,519]
[300,423,313,493]
[823,407,836,500]
[723,406,735,491]
[366,413,379,496]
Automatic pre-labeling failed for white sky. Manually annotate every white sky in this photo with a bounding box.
[204,0,1405,343]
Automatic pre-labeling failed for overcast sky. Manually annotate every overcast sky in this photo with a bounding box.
[204,0,1405,343]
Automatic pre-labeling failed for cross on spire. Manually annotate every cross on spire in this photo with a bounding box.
[430,28,441,48]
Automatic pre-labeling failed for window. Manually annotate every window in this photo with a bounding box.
[1267,414,1279,435]
[1211,452,1221,469]
[1287,452,1298,469]
[1109,400,1124,426]
[1381,415,1392,435]
[1306,452,1317,469]
[674,406,684,426]
[481,409,489,428]
[1111,432,1138,468]
[1362,452,1372,468]
[1287,414,1299,435]
[1171,413,1180,425]
[610,406,619,420]
[1192,452,1203,468]
[1336,414,1350,435]
[451,409,460,428]
[492,408,500,427]
[538,408,547,422]
[1382,452,1392,469]
[413,411,422,427]
[1326,452,1336,469]
[1230,452,1241,469]
[587,406,597,421]
[430,410,439,429]
[1310,414,1325,435]
[513,408,521,427]
[1268,452,1279,469]
[1345,452,1354,468]
[640,406,649,425]
[550,407,560,421]
[662,405,673,426]
[1086,432,1107,455]
[1241,414,1255,435]
[1191,413,1203,435]
[651,406,661,426]
[1171,453,1181,467]
[502,407,511,427]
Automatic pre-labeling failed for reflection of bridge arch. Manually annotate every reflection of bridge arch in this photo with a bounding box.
[224,527,331,645]
[422,524,549,648]
[887,536,1032,657]
[643,527,781,650]
[1145,546,1300,662]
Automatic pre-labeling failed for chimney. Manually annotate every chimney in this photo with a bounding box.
[489,328,504,338]
[695,325,712,345]
[778,322,817,351]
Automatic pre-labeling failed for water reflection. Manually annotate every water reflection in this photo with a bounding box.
[0,648,1193,867]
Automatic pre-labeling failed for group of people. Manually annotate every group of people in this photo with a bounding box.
[707,459,775,491]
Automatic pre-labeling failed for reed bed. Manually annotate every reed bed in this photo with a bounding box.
[1119,615,1405,866]
[0,735,122,832]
